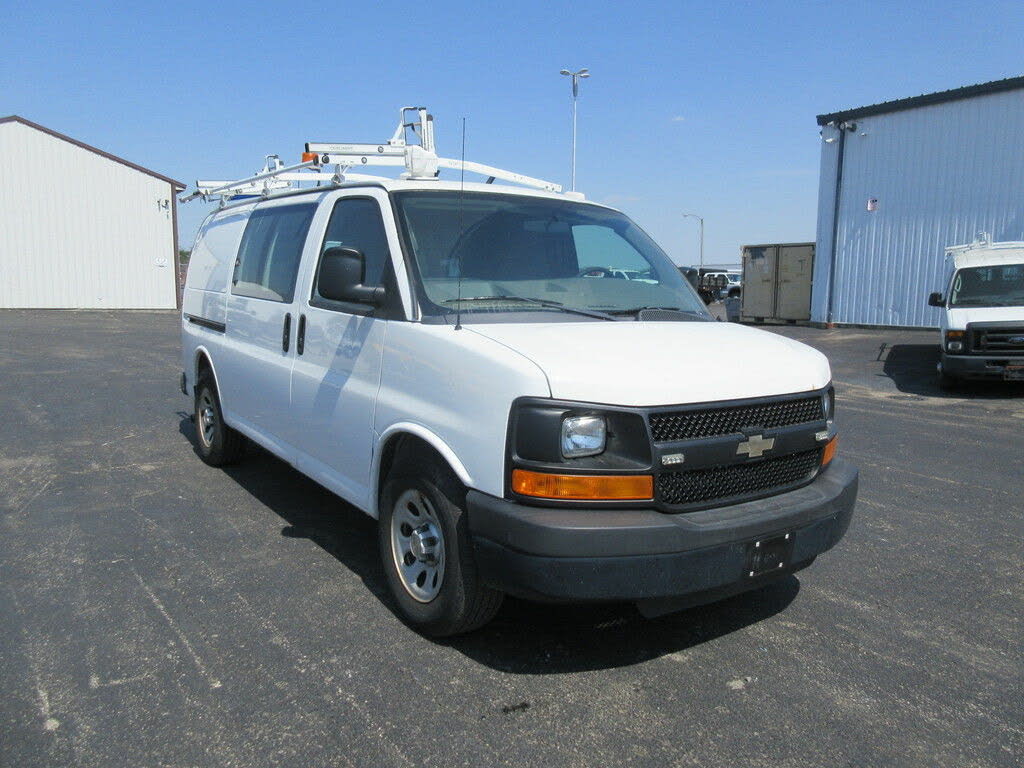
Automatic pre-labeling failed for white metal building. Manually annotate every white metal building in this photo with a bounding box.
[812,76,1024,328]
[0,116,184,308]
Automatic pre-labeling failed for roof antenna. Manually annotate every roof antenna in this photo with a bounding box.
[454,117,466,331]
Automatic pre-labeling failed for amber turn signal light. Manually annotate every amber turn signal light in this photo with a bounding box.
[511,469,654,501]
[821,435,838,467]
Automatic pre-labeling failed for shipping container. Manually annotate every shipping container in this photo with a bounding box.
[740,242,814,322]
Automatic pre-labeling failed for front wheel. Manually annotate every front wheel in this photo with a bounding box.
[378,457,503,636]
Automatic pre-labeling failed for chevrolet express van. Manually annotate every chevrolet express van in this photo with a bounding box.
[181,176,858,635]
[928,240,1024,387]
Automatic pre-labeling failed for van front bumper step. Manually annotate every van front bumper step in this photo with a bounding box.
[466,458,857,604]
[941,352,1024,380]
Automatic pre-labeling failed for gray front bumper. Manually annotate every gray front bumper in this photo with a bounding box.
[467,459,858,602]
[941,353,1023,379]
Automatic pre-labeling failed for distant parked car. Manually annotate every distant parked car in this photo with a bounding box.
[720,272,742,299]
[609,268,658,284]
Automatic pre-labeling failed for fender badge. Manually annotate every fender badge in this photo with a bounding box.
[737,434,775,458]
[662,453,685,466]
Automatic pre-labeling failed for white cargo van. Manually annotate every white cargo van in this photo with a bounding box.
[928,239,1024,387]
[179,110,857,635]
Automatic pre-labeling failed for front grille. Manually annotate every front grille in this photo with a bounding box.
[970,326,1024,356]
[657,449,821,507]
[649,396,823,442]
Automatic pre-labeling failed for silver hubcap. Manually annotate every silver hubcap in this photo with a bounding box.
[390,489,445,603]
[198,391,217,447]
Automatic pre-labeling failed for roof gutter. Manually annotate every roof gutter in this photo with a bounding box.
[816,74,1024,125]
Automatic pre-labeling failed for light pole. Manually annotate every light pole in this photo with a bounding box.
[559,68,589,191]
[682,213,704,270]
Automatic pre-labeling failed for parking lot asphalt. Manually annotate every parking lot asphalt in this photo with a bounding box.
[2,310,1022,768]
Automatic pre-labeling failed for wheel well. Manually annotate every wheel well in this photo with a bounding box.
[195,351,213,385]
[376,433,460,511]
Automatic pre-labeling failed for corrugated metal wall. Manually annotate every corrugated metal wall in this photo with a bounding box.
[0,121,178,308]
[812,88,1024,327]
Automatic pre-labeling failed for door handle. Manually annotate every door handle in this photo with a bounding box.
[297,314,306,355]
[282,313,291,352]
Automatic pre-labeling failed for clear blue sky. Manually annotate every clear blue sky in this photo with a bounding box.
[4,0,1022,265]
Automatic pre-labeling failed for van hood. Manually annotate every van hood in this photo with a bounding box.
[945,306,1024,329]
[467,321,831,406]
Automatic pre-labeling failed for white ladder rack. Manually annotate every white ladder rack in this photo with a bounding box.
[180,106,564,204]
[178,155,385,204]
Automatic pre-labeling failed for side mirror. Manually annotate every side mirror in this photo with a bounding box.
[317,247,384,305]
[927,292,945,307]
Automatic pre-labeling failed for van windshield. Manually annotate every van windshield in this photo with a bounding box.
[949,265,1024,308]
[392,191,709,320]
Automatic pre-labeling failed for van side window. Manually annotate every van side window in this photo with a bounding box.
[317,198,390,293]
[233,203,316,302]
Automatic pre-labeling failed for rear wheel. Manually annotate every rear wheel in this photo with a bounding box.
[193,373,245,466]
[378,453,503,636]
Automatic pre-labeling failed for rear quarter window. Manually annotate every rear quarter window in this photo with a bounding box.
[185,208,254,293]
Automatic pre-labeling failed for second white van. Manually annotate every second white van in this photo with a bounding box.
[928,239,1024,387]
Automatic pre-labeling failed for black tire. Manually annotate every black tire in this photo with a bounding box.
[193,373,245,466]
[378,452,503,636]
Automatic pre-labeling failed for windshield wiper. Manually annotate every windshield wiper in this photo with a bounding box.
[442,295,616,321]
[607,306,710,319]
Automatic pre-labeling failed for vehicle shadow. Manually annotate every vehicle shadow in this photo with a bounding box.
[880,343,1024,398]
[178,415,801,673]
[177,413,389,598]
[443,577,799,674]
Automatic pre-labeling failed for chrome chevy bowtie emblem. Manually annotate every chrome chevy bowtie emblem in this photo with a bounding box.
[736,434,775,458]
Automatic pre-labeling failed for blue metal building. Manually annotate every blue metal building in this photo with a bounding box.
[812,76,1024,327]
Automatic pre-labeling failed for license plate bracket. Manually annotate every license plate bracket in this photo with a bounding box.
[745,533,794,577]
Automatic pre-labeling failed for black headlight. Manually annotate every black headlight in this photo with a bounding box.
[509,398,652,470]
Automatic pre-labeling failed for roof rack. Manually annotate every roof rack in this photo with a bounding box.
[178,154,385,204]
[179,106,564,204]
